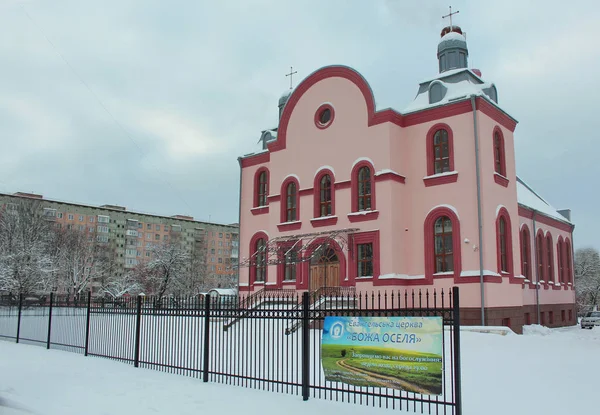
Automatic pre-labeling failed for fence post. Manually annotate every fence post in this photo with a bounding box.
[84,291,92,356]
[301,291,310,401]
[46,292,54,349]
[16,293,23,343]
[452,286,463,415]
[133,295,142,367]
[202,294,211,383]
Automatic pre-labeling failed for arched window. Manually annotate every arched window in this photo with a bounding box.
[565,239,573,284]
[351,160,376,214]
[433,129,450,174]
[536,231,545,282]
[254,168,269,208]
[319,174,332,216]
[286,182,297,222]
[434,216,453,273]
[426,124,455,182]
[546,234,554,283]
[249,232,269,285]
[499,218,508,272]
[493,130,506,176]
[424,206,461,281]
[496,208,513,276]
[557,237,564,283]
[358,167,371,211]
[521,226,531,280]
[255,238,266,282]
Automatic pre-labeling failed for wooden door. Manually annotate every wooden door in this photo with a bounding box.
[310,263,340,290]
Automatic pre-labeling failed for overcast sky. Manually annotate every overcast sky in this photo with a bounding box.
[0,0,597,249]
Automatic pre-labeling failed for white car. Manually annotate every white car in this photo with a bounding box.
[581,311,600,329]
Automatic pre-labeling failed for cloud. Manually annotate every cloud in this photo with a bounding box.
[0,0,596,250]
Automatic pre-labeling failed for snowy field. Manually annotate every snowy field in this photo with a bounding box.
[0,324,598,415]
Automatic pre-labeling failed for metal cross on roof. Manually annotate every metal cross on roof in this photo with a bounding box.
[285,66,298,90]
[442,6,459,30]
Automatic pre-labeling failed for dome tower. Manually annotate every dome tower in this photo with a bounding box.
[437,25,469,73]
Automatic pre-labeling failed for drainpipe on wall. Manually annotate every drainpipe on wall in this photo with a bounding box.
[532,211,540,324]
[470,95,486,326]
[237,157,244,290]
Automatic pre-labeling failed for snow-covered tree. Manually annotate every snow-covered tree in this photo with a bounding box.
[575,247,600,313]
[103,272,141,299]
[54,229,105,296]
[0,199,56,294]
[143,242,190,301]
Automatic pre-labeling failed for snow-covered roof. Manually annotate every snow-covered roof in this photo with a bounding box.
[207,288,237,297]
[440,31,466,42]
[516,177,572,225]
[403,77,496,114]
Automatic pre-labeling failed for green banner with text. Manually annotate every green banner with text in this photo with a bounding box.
[321,316,443,395]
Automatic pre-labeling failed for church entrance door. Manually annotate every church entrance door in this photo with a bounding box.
[309,247,340,291]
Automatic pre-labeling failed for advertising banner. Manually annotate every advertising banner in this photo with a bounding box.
[321,316,443,395]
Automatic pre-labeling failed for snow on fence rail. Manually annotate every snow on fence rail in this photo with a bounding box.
[0,289,463,415]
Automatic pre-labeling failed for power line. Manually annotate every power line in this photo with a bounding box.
[18,3,197,216]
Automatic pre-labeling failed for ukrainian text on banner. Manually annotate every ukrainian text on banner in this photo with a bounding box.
[321,316,443,395]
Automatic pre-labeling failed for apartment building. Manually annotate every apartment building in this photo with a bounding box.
[0,191,239,290]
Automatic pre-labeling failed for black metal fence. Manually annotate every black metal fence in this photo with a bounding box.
[0,288,462,415]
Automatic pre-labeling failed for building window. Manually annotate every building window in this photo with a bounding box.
[351,161,376,213]
[89,217,94,223]
[286,182,297,221]
[284,249,297,281]
[500,218,508,271]
[561,310,566,322]
[495,209,513,276]
[219,241,223,247]
[254,169,269,208]
[255,238,266,282]
[493,129,506,176]
[357,243,373,278]
[315,104,334,128]
[219,232,223,238]
[79,215,84,222]
[357,167,372,211]
[218,258,223,264]
[557,238,565,283]
[434,216,453,273]
[432,129,450,174]
[565,239,572,283]
[521,226,531,280]
[319,174,332,216]
[424,206,461,281]
[155,234,160,240]
[546,234,554,283]
[57,212,63,219]
[280,177,300,223]
[426,124,455,180]
[147,224,151,230]
[68,214,74,221]
[536,232,545,282]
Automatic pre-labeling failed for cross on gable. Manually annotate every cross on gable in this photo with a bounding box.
[442,6,460,30]
[285,66,298,90]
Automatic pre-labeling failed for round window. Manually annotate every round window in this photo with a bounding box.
[314,104,335,129]
[319,108,331,124]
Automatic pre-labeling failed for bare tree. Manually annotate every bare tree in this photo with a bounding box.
[575,247,600,313]
[179,239,210,295]
[144,242,190,301]
[0,199,55,294]
[55,229,105,296]
[103,272,141,299]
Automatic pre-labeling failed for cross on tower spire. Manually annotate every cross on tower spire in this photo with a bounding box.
[442,6,459,31]
[285,66,298,90]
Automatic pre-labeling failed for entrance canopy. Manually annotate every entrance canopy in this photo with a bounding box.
[235,228,359,268]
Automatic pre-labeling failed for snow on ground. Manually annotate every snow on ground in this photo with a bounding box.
[1,325,598,415]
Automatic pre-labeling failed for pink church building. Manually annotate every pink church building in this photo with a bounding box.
[236,25,576,334]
